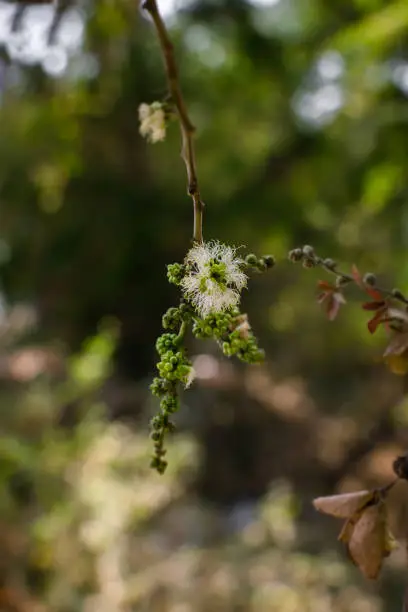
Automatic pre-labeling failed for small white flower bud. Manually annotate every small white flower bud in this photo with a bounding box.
[138,102,166,143]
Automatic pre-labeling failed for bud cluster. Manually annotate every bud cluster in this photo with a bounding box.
[245,253,275,272]
[193,309,264,362]
[150,321,194,472]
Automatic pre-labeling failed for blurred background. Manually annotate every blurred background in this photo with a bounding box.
[2,0,408,610]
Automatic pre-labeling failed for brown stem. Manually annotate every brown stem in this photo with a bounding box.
[141,0,204,243]
[298,247,408,306]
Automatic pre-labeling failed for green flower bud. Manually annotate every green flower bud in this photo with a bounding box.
[323,258,336,270]
[162,307,182,330]
[156,333,179,355]
[150,415,163,430]
[167,263,185,286]
[245,254,258,266]
[392,288,405,300]
[161,395,179,413]
[166,421,176,433]
[288,248,303,262]
[363,273,377,286]
[150,377,169,396]
[262,255,275,268]
[302,245,315,257]
[156,460,168,474]
[302,259,315,269]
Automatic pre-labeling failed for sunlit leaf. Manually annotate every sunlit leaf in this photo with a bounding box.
[313,490,373,519]
[313,485,397,580]
[345,502,396,580]
[383,353,408,375]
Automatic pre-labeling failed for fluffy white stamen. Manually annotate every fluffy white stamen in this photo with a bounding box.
[180,241,247,317]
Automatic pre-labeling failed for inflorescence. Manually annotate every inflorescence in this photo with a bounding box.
[150,241,274,473]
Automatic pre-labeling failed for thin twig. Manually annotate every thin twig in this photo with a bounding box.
[141,0,204,243]
[293,246,408,306]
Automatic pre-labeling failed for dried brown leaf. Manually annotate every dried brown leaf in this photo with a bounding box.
[314,485,397,581]
[346,502,396,580]
[338,513,360,544]
[313,490,373,519]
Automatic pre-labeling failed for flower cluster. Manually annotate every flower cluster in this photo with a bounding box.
[138,101,166,143]
[149,241,274,473]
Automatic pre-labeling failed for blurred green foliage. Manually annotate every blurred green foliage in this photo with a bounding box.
[1,0,408,609]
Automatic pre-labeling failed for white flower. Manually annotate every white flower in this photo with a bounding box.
[138,102,166,143]
[180,241,247,317]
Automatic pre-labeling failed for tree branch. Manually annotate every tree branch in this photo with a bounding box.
[141,0,204,243]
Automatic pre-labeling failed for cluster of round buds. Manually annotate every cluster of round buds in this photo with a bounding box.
[192,308,239,339]
[245,253,275,272]
[162,303,191,330]
[157,350,193,383]
[288,245,318,268]
[149,400,177,473]
[167,263,185,286]
[192,309,264,363]
[222,316,265,363]
[150,322,194,473]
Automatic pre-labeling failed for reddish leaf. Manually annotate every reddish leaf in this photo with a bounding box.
[352,264,383,300]
[351,264,362,286]
[317,288,346,321]
[327,297,341,321]
[362,301,386,311]
[365,286,383,301]
[367,310,387,334]
[328,292,346,321]
[318,280,335,291]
